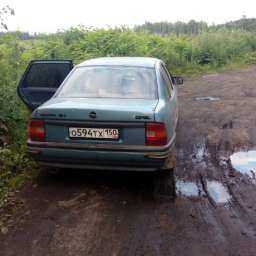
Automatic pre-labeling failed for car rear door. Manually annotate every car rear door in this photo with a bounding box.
[159,64,178,136]
[17,60,73,111]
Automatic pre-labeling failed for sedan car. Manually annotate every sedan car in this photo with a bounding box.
[18,57,182,176]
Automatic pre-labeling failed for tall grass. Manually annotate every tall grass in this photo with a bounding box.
[0,28,256,197]
[1,28,256,140]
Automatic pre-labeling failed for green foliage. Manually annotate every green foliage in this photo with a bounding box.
[135,18,256,36]
[1,27,256,202]
[1,28,256,141]
[192,31,255,65]
[0,145,37,202]
[214,17,256,33]
[135,20,208,36]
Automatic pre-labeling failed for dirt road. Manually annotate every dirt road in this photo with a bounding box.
[1,66,256,256]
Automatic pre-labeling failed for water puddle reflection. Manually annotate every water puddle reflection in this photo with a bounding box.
[176,180,199,197]
[176,179,231,204]
[206,181,231,204]
[230,151,256,178]
[192,140,208,165]
[195,96,220,101]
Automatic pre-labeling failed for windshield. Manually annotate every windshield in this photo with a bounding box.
[57,66,157,99]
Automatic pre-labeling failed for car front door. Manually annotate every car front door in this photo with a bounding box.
[17,60,73,111]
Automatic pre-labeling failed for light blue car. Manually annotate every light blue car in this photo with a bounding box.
[18,57,182,176]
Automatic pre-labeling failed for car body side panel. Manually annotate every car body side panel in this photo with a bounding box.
[154,62,178,143]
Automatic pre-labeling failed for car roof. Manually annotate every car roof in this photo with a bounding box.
[77,57,161,68]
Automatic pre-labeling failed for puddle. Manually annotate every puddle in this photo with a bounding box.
[192,140,208,165]
[176,179,231,204]
[176,180,200,197]
[206,181,231,204]
[230,151,256,178]
[195,96,220,101]
[196,145,205,161]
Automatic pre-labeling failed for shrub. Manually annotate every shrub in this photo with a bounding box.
[1,28,256,201]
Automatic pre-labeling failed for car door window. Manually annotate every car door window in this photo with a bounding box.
[160,65,173,98]
[18,60,73,111]
[25,63,71,88]
[162,65,174,89]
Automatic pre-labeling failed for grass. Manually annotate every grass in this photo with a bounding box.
[1,28,256,206]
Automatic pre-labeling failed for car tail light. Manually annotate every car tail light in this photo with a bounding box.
[146,122,167,146]
[28,119,45,142]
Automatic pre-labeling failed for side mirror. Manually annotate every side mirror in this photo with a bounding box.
[172,76,184,85]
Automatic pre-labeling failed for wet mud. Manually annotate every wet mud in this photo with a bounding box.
[1,66,256,255]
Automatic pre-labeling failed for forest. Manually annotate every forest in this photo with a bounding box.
[1,16,256,201]
[135,17,256,35]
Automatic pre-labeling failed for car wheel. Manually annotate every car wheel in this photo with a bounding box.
[153,147,176,199]
[40,166,60,176]
[154,168,176,200]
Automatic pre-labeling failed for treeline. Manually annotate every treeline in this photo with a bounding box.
[0,31,38,40]
[2,17,256,40]
[135,20,208,36]
[215,18,256,32]
[135,18,256,35]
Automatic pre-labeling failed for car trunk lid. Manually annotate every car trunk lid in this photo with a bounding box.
[35,98,158,122]
[33,98,158,146]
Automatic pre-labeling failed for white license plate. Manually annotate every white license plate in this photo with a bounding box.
[69,127,119,140]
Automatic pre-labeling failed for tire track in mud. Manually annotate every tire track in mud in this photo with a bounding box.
[175,141,256,255]
[1,66,256,255]
[175,68,256,254]
[208,122,256,238]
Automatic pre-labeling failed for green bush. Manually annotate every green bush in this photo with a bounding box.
[1,28,256,201]
[192,30,256,65]
[1,28,256,145]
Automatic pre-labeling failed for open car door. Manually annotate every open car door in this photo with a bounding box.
[18,60,73,111]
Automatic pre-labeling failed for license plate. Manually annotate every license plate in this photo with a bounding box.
[69,127,119,140]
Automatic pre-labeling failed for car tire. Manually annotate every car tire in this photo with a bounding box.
[40,166,60,176]
[153,146,176,199]
[154,168,176,199]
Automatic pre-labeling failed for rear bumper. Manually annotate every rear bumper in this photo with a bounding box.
[38,161,164,172]
[27,136,175,171]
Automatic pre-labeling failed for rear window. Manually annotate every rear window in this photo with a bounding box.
[57,66,157,99]
[25,63,71,88]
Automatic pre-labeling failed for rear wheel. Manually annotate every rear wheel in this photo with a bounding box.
[154,168,176,199]
[154,149,176,199]
[40,166,60,176]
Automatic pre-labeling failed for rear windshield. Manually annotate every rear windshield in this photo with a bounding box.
[57,66,157,99]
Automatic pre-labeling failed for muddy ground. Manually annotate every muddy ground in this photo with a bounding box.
[1,66,256,256]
